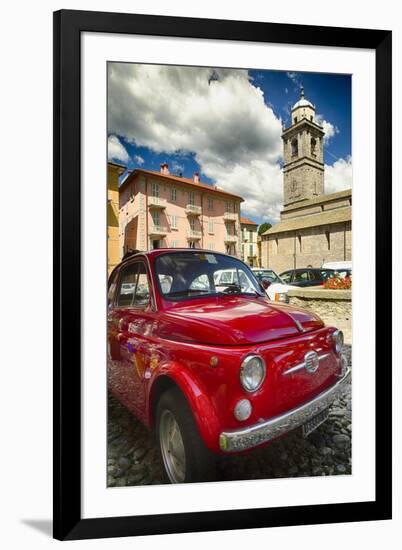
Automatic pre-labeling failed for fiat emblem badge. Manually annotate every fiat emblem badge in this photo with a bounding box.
[304,350,319,373]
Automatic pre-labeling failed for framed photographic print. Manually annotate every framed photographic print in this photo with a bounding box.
[53,9,392,541]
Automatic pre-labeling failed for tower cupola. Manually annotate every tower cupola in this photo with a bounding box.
[281,87,325,206]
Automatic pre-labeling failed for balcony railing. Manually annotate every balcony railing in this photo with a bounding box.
[148,196,167,209]
[223,211,238,221]
[224,234,238,243]
[185,204,202,216]
[149,225,168,237]
[187,229,202,240]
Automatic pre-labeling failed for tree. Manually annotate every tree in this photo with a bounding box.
[258,222,272,235]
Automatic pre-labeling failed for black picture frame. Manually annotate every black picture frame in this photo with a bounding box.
[53,9,392,541]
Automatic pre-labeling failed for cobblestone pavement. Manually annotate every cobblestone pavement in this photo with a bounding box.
[107,345,352,486]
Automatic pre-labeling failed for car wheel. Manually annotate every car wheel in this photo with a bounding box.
[155,387,217,483]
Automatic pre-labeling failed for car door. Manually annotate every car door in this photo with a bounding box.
[108,261,156,421]
[292,270,311,287]
[280,270,293,284]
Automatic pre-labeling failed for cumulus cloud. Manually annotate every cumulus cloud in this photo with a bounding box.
[108,135,129,163]
[134,154,144,165]
[108,63,283,220]
[287,71,303,91]
[316,115,339,143]
[171,160,185,174]
[325,156,352,194]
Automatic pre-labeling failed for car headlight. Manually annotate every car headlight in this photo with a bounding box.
[240,355,266,392]
[332,330,344,354]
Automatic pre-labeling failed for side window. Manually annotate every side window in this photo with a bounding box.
[117,263,138,307]
[108,269,119,306]
[133,263,151,307]
[281,271,292,283]
[294,271,309,283]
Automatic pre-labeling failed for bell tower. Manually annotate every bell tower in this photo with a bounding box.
[282,86,325,207]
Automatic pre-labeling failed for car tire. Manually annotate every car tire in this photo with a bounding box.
[155,387,217,483]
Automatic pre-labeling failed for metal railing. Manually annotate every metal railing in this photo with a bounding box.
[223,211,238,221]
[185,204,202,215]
[149,224,168,236]
[148,196,167,208]
[187,229,202,240]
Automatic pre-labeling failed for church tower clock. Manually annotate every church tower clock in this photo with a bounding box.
[282,86,325,207]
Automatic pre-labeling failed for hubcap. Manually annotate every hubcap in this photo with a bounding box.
[159,409,186,483]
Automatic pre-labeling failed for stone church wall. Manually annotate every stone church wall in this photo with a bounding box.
[262,222,351,273]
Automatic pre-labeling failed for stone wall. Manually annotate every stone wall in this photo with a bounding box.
[261,221,351,273]
[288,288,352,344]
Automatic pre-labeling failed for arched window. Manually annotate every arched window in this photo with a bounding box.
[291,138,298,157]
[311,137,317,156]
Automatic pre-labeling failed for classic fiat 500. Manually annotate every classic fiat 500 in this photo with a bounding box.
[108,249,350,483]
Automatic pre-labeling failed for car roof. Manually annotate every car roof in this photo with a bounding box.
[116,248,247,271]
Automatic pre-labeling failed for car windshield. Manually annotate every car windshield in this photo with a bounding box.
[253,269,282,284]
[320,269,336,280]
[155,251,264,300]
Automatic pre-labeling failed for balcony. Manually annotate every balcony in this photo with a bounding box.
[148,196,167,209]
[187,229,202,240]
[225,234,238,243]
[149,225,168,237]
[185,204,202,216]
[223,211,238,221]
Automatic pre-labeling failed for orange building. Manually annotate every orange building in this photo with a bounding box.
[108,162,125,274]
[118,163,244,257]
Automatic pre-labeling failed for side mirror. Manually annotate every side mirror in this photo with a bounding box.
[261,278,271,290]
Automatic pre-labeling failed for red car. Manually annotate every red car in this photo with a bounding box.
[108,249,350,483]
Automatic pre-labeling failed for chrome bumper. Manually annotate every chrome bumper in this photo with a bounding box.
[219,368,351,452]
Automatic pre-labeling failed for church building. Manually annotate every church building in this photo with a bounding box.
[260,87,352,273]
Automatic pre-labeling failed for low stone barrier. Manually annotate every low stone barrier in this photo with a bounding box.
[288,287,352,343]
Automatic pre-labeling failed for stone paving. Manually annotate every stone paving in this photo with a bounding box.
[107,344,352,487]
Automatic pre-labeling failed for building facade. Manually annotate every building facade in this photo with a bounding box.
[261,87,352,273]
[119,163,243,257]
[240,217,259,266]
[108,161,125,274]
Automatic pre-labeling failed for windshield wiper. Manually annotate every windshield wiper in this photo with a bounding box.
[164,289,210,297]
[215,283,260,297]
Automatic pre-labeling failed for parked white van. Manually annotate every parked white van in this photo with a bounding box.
[322,261,352,271]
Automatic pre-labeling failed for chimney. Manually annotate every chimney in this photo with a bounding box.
[193,172,200,183]
[160,162,169,175]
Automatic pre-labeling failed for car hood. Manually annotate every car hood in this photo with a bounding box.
[159,295,324,345]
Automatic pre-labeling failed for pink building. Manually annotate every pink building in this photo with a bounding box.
[119,163,243,257]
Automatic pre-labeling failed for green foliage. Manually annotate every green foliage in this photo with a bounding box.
[258,222,272,235]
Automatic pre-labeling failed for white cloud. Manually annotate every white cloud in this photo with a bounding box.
[316,114,339,143]
[108,63,283,220]
[325,156,352,194]
[134,154,144,165]
[286,71,302,91]
[171,160,185,174]
[107,135,129,163]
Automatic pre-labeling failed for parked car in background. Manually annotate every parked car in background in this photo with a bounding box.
[322,261,352,271]
[108,249,349,483]
[322,261,352,280]
[280,268,337,287]
[251,268,297,303]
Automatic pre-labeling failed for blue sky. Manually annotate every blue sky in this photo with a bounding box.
[108,64,352,224]
[250,69,351,165]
